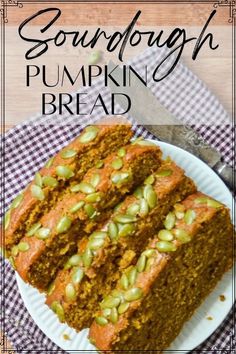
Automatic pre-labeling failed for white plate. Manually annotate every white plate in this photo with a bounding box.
[16,140,235,353]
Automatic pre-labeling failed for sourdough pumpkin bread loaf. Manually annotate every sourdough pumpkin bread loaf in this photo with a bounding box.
[13,142,162,291]
[45,160,196,330]
[89,192,234,352]
[4,118,133,251]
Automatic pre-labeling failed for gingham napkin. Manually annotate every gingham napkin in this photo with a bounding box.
[1,46,235,353]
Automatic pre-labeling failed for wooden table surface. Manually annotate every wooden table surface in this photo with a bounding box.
[1,1,233,352]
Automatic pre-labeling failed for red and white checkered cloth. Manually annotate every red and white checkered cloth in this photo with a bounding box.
[1,46,235,353]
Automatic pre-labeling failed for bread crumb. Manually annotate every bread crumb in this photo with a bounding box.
[63,333,71,340]
[206,316,213,321]
[219,295,226,302]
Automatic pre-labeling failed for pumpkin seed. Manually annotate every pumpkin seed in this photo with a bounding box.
[76,182,95,194]
[51,301,64,321]
[69,201,85,213]
[11,246,19,257]
[56,165,74,179]
[36,227,50,240]
[101,296,120,309]
[111,172,130,184]
[90,173,101,188]
[42,176,58,188]
[31,185,44,201]
[120,274,129,290]
[156,169,173,177]
[4,210,11,230]
[82,248,93,267]
[139,198,149,217]
[144,175,155,185]
[184,209,196,225]
[195,197,208,204]
[174,229,191,243]
[145,257,155,271]
[143,185,152,199]
[113,202,123,212]
[26,222,42,237]
[158,229,174,241]
[146,189,157,209]
[95,160,104,169]
[65,283,76,301]
[207,199,222,208]
[102,308,111,317]
[135,139,157,147]
[111,158,123,170]
[118,223,135,237]
[18,241,29,252]
[56,216,72,234]
[91,231,107,239]
[164,212,176,230]
[68,254,82,266]
[88,238,105,250]
[111,290,125,303]
[8,256,16,269]
[137,255,147,273]
[128,267,138,286]
[88,50,102,64]
[156,241,177,252]
[47,283,55,296]
[72,267,84,284]
[61,149,77,159]
[175,211,185,219]
[143,249,156,258]
[11,194,23,209]
[45,157,54,168]
[174,203,185,212]
[85,192,102,203]
[34,172,43,187]
[110,308,118,324]
[108,222,118,241]
[114,214,136,224]
[95,316,108,326]
[118,147,126,157]
[84,204,97,218]
[133,186,143,199]
[124,288,143,302]
[127,203,140,216]
[70,184,81,193]
[118,302,129,314]
[78,126,99,143]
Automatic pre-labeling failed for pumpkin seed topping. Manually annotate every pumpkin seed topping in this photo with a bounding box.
[34,172,43,187]
[110,308,119,324]
[101,296,120,309]
[69,201,85,213]
[84,204,97,218]
[134,139,157,147]
[95,316,108,326]
[174,229,191,243]
[111,172,130,184]
[56,166,74,179]
[118,223,135,237]
[72,267,84,284]
[56,216,72,234]
[120,274,129,290]
[47,282,55,296]
[143,249,156,258]
[36,227,50,240]
[11,194,23,209]
[90,173,101,188]
[111,158,123,170]
[45,157,54,168]
[118,302,129,314]
[9,256,16,269]
[78,126,99,143]
[18,241,30,252]
[95,160,104,169]
[42,176,58,188]
[144,175,155,185]
[164,212,176,230]
[128,267,138,286]
[82,248,93,267]
[207,199,222,208]
[31,185,45,201]
[61,149,77,159]
[124,288,143,302]
[145,257,155,271]
[137,254,147,273]
[26,222,42,237]
[156,241,177,252]
[139,198,149,217]
[88,237,105,250]
[91,231,107,239]
[103,308,111,317]
[51,301,64,321]
[156,169,173,177]
[68,254,82,266]
[11,246,19,257]
[127,203,140,216]
[85,192,102,203]
[146,188,157,209]
[114,214,137,224]
[108,222,118,241]
[4,210,11,230]
[65,283,76,301]
[175,211,185,219]
[133,186,143,199]
[184,209,196,225]
[117,147,126,157]
[76,182,95,194]
[70,184,81,193]
[158,229,174,241]
[195,197,208,204]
